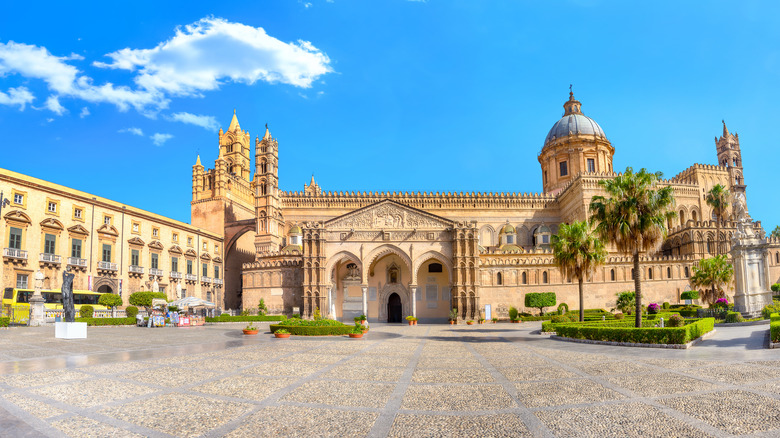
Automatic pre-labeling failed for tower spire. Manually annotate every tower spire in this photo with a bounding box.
[722,119,729,137]
[195,154,202,166]
[228,110,240,132]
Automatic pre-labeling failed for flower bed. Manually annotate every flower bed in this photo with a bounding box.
[270,318,353,336]
[75,317,136,326]
[206,315,287,323]
[545,318,715,345]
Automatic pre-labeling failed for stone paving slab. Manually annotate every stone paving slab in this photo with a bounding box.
[388,413,533,437]
[658,390,780,434]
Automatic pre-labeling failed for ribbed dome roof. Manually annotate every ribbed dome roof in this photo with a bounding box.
[499,223,516,235]
[289,225,302,235]
[544,92,606,145]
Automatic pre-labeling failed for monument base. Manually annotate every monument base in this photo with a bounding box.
[55,322,87,339]
[28,296,46,327]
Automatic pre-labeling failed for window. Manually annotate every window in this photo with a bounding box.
[47,201,57,213]
[521,272,527,284]
[172,233,178,242]
[187,259,193,275]
[131,249,139,266]
[506,235,514,244]
[13,193,23,204]
[187,237,193,247]
[542,235,549,244]
[132,222,139,233]
[152,228,159,238]
[103,215,111,225]
[667,267,672,278]
[559,161,568,177]
[214,265,220,279]
[610,269,615,281]
[214,244,219,253]
[71,238,82,258]
[587,158,596,173]
[496,272,503,285]
[684,266,690,278]
[542,271,548,284]
[202,242,208,251]
[428,263,443,273]
[16,274,28,289]
[202,263,208,277]
[544,171,548,184]
[73,207,83,220]
[151,253,158,269]
[9,227,22,249]
[171,257,179,272]
[648,268,653,280]
[44,233,56,254]
[102,244,112,262]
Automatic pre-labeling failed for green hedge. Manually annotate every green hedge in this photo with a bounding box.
[206,315,287,323]
[772,316,780,343]
[771,313,780,323]
[724,311,744,323]
[520,315,553,322]
[269,323,353,336]
[548,318,714,344]
[0,317,9,327]
[74,317,136,326]
[681,290,699,300]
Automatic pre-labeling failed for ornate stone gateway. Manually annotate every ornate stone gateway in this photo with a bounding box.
[731,193,773,317]
[387,293,402,323]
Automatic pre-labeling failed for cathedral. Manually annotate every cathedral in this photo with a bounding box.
[191,93,780,323]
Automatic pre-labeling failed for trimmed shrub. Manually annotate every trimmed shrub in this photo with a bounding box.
[647,303,660,315]
[205,314,287,322]
[771,313,780,323]
[681,290,699,300]
[79,305,94,318]
[762,304,780,320]
[98,293,123,310]
[270,318,352,336]
[557,303,569,315]
[772,319,780,343]
[258,298,267,316]
[520,315,553,322]
[128,291,167,311]
[125,306,138,318]
[614,312,624,320]
[0,317,9,327]
[667,314,684,327]
[724,311,744,323]
[508,306,518,321]
[74,317,136,326]
[551,314,573,324]
[771,283,780,293]
[678,306,701,318]
[525,292,556,316]
[662,302,670,309]
[550,318,714,344]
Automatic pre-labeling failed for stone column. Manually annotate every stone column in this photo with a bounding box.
[28,270,46,327]
[327,286,333,319]
[361,286,368,319]
[411,286,417,318]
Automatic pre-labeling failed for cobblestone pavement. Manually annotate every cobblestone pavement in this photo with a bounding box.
[1,321,780,437]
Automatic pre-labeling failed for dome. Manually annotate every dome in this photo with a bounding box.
[499,223,516,235]
[289,225,302,235]
[543,92,606,145]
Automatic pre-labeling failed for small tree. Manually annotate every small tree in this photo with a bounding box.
[615,291,636,314]
[98,293,123,317]
[129,291,168,313]
[258,298,267,316]
[690,254,734,306]
[680,290,700,302]
[551,221,606,322]
[705,184,730,255]
[525,292,556,316]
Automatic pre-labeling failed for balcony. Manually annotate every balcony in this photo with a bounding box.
[213,278,223,286]
[67,257,87,267]
[185,273,198,282]
[201,276,212,284]
[3,248,28,260]
[98,261,118,271]
[170,271,182,279]
[39,253,61,264]
[129,265,144,274]
[149,268,164,277]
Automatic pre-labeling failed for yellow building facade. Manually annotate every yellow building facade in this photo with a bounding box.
[1,170,224,304]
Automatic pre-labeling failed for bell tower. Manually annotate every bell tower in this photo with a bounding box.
[255,125,284,253]
[716,120,746,197]
[219,110,252,181]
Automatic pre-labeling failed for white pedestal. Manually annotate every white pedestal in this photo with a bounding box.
[55,322,87,339]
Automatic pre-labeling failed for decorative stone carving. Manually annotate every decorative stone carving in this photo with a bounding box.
[731,193,772,317]
[327,200,452,230]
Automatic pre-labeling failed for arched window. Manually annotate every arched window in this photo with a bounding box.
[667,267,672,279]
[684,266,690,278]
[260,159,268,174]
[692,211,698,222]
[227,144,233,153]
[631,268,635,278]
[776,252,779,264]
[542,271,548,284]
[496,272,503,285]
[679,210,685,226]
[521,272,527,284]
[428,263,443,273]
[648,268,653,280]
[610,269,615,281]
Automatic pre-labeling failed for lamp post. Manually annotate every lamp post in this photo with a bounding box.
[0,191,10,220]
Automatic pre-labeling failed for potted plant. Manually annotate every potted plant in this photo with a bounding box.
[355,314,368,326]
[449,308,458,325]
[511,317,521,323]
[274,328,291,339]
[405,315,418,325]
[243,324,259,335]
[466,320,475,325]
[478,317,485,324]
[349,324,364,338]
[491,317,499,323]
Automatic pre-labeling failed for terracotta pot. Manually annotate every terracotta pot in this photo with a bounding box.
[243,329,259,335]
[467,321,474,325]
[274,333,290,338]
[408,321,414,325]
[449,320,455,325]
[511,320,520,323]
[349,333,363,338]
[413,320,417,325]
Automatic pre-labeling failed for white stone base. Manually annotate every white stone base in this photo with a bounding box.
[55,322,87,339]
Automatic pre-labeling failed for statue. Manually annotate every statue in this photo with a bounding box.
[61,266,76,322]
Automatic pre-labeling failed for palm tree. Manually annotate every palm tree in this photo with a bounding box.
[552,221,607,322]
[690,254,734,305]
[705,184,730,255]
[770,225,780,240]
[589,167,676,328]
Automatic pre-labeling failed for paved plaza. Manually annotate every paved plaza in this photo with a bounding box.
[2,322,780,437]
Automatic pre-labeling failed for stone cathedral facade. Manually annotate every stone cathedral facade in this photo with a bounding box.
[192,93,780,323]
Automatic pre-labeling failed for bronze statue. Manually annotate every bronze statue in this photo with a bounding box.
[61,266,76,322]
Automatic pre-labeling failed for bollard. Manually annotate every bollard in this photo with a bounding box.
[602,315,605,321]
[660,317,664,328]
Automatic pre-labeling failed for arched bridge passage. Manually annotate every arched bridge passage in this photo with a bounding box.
[224,219,256,255]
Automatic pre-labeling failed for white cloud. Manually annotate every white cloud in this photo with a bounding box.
[151,133,173,146]
[168,112,219,130]
[119,127,144,136]
[45,96,66,115]
[0,86,34,109]
[79,106,90,118]
[95,17,332,95]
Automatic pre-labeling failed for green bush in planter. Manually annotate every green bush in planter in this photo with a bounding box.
[125,306,139,318]
[525,292,556,316]
[79,305,94,318]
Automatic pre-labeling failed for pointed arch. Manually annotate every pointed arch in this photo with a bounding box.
[412,250,453,283]
[364,244,413,284]
[325,251,362,284]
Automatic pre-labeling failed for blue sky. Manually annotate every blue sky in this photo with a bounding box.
[1,1,778,232]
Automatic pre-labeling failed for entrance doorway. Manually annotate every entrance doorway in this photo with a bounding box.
[387,293,402,323]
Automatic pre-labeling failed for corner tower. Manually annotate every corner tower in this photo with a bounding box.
[538,91,614,194]
[254,125,284,253]
[716,120,746,197]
